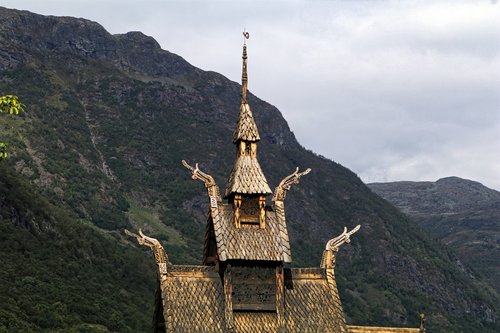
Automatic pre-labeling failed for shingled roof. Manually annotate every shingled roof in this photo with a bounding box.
[154,266,347,333]
[225,155,272,197]
[233,103,260,143]
[205,203,291,262]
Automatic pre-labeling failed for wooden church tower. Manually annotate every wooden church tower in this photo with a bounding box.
[126,34,425,333]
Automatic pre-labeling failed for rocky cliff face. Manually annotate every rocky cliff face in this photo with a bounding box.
[369,177,500,216]
[0,8,195,77]
[369,177,500,292]
[1,7,499,332]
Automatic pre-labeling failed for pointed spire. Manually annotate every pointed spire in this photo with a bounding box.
[225,32,272,198]
[241,32,248,103]
[233,32,260,143]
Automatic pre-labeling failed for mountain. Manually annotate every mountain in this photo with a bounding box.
[0,163,156,332]
[369,177,500,292]
[1,7,499,332]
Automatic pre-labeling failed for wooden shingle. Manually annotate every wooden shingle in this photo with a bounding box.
[225,155,272,197]
[233,103,260,143]
[157,266,349,332]
[210,204,291,262]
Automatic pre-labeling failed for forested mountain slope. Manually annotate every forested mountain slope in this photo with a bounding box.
[369,177,500,292]
[0,164,156,332]
[0,7,498,332]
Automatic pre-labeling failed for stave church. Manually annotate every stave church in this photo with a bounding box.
[126,34,425,333]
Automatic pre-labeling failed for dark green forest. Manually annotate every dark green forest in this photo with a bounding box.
[0,164,156,332]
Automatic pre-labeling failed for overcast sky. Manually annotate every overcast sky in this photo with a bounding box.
[3,0,500,190]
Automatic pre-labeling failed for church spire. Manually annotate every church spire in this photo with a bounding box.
[232,32,260,143]
[241,31,249,103]
[225,33,271,227]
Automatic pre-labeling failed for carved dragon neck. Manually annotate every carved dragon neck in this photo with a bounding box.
[321,225,361,269]
[125,229,169,277]
[182,160,222,207]
[272,167,311,203]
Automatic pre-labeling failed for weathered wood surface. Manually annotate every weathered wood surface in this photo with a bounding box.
[347,326,421,333]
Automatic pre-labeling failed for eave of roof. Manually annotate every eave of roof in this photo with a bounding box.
[347,326,421,333]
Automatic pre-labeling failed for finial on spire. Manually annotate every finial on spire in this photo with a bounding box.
[241,30,249,103]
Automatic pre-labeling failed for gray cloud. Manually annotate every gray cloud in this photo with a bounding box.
[4,0,500,190]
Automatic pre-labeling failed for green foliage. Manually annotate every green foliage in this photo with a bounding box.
[0,142,7,160]
[0,95,25,160]
[0,95,25,115]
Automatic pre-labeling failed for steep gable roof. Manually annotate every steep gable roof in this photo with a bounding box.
[207,204,291,262]
[225,155,272,197]
[233,103,260,143]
